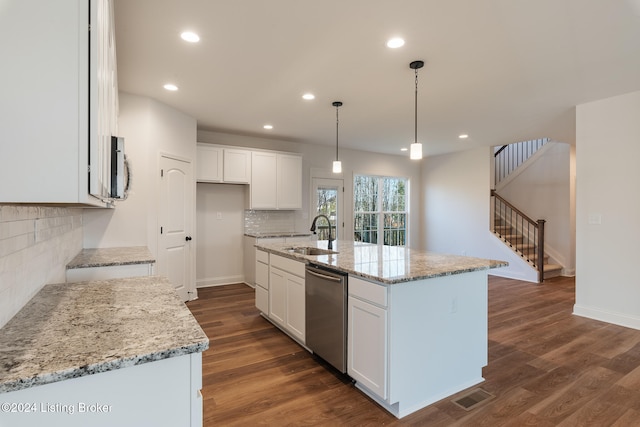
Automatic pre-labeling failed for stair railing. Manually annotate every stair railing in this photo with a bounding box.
[491,190,546,282]
[494,138,549,186]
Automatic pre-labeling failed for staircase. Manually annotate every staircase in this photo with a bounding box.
[492,216,563,281]
[492,138,564,282]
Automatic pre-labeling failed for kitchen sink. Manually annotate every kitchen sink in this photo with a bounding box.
[285,247,338,256]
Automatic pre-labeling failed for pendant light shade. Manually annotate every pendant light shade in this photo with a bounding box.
[410,142,422,160]
[332,101,343,173]
[409,60,424,160]
[332,160,342,174]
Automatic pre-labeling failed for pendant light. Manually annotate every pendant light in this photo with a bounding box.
[409,60,424,160]
[332,101,343,173]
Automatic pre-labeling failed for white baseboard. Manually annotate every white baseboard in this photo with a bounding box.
[196,274,245,288]
[573,304,640,330]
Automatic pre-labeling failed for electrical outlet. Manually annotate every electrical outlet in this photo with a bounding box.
[451,297,458,314]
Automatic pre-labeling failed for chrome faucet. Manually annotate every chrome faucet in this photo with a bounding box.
[310,214,334,250]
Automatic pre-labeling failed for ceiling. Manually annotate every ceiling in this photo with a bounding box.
[114,0,640,157]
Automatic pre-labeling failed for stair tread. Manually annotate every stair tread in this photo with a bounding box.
[543,263,562,272]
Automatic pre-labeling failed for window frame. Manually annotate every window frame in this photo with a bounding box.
[353,174,409,247]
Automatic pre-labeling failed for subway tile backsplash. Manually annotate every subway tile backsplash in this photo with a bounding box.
[244,210,304,235]
[0,206,83,328]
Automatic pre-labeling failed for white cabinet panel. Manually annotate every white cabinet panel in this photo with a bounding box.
[285,273,305,341]
[264,255,305,343]
[196,144,223,182]
[250,151,278,209]
[1,353,203,427]
[269,267,287,326]
[249,152,302,210]
[277,154,302,209]
[348,295,388,400]
[223,149,251,183]
[0,0,117,206]
[256,285,269,314]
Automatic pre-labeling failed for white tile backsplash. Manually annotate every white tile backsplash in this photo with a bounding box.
[0,206,83,328]
[244,210,297,235]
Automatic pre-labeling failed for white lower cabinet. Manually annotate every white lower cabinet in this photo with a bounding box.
[255,250,270,313]
[348,277,388,400]
[265,254,305,344]
[1,353,203,427]
[284,272,305,339]
[269,267,287,325]
[348,296,388,399]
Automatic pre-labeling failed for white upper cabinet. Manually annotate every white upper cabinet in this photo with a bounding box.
[250,152,279,209]
[196,144,223,182]
[223,149,251,184]
[196,144,251,184]
[0,0,117,206]
[249,152,302,210]
[277,154,302,209]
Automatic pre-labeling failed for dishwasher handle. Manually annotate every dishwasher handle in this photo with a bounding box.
[306,268,343,282]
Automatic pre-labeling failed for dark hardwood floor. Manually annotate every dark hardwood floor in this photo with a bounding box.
[186,276,640,426]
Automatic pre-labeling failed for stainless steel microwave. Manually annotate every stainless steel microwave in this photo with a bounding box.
[110,136,129,199]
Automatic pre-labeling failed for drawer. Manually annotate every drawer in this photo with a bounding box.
[349,276,387,308]
[270,254,305,278]
[256,249,269,264]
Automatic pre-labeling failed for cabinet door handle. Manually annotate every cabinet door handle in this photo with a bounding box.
[185,236,193,241]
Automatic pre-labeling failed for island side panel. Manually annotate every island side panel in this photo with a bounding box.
[388,270,488,417]
[0,353,201,427]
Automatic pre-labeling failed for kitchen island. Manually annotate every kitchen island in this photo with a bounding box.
[0,276,209,427]
[254,240,507,418]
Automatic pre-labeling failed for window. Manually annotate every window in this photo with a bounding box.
[354,175,408,246]
[313,178,342,241]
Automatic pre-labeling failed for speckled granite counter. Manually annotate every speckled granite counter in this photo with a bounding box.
[244,232,312,238]
[255,240,507,284]
[0,276,209,394]
[66,246,155,269]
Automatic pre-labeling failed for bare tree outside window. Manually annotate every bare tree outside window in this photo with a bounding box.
[354,175,407,246]
[316,187,338,241]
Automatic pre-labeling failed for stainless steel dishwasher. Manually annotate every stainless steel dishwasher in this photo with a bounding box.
[305,263,348,373]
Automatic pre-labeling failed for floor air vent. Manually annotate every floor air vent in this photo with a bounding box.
[452,388,494,411]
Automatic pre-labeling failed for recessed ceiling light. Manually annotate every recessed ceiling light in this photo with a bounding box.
[180,31,200,43]
[302,93,315,100]
[263,124,273,130]
[386,37,405,48]
[163,83,178,91]
[400,147,408,152]
[459,134,469,139]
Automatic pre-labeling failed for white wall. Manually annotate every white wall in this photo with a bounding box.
[421,147,537,282]
[575,90,640,329]
[498,142,574,274]
[0,207,83,328]
[83,93,197,257]
[196,183,246,286]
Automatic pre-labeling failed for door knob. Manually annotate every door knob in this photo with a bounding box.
[185,236,192,241]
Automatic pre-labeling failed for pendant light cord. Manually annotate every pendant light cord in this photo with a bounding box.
[414,68,418,144]
[336,105,339,161]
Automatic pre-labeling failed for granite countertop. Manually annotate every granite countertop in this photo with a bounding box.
[67,246,156,269]
[255,240,508,284]
[0,276,209,394]
[245,232,312,238]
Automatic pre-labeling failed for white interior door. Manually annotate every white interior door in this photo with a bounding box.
[159,155,194,301]
[312,178,344,241]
